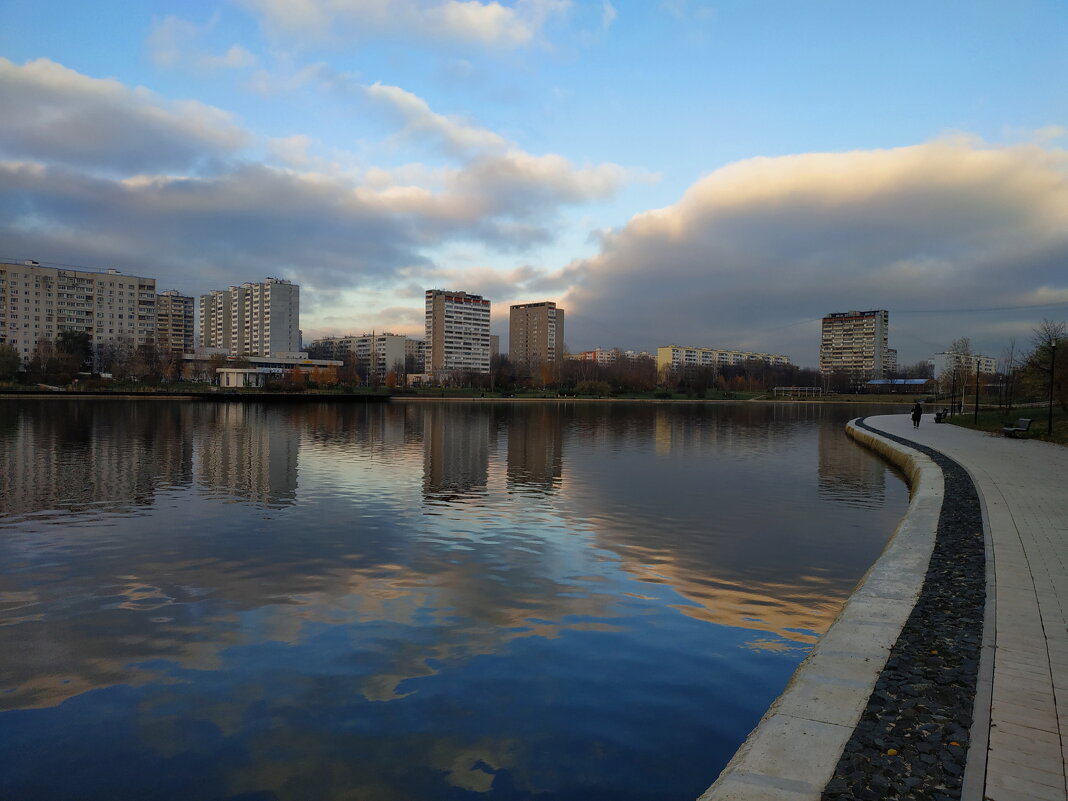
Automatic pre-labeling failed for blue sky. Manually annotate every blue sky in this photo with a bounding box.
[1,0,1066,365]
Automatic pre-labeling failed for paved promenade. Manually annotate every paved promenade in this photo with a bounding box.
[864,413,1068,801]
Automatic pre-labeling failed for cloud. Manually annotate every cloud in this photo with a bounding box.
[238,0,570,48]
[365,82,508,158]
[561,137,1068,365]
[0,57,250,173]
[600,1,617,29]
[147,15,259,71]
[0,57,636,339]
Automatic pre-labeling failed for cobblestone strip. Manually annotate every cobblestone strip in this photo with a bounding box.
[821,418,986,801]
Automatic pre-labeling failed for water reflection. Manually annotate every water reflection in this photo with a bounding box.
[194,404,298,508]
[0,399,908,801]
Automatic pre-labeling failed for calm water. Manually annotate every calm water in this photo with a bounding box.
[0,400,908,801]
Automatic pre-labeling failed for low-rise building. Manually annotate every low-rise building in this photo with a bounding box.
[307,333,406,381]
[656,345,790,375]
[929,351,997,377]
[567,348,653,365]
[182,351,341,385]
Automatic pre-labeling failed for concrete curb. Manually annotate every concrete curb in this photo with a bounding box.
[698,419,943,801]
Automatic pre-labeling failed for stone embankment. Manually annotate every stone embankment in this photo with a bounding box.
[699,417,984,801]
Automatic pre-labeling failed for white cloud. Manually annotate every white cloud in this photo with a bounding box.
[561,137,1068,364]
[365,82,508,158]
[0,57,250,173]
[147,15,258,72]
[238,0,570,48]
[601,1,617,29]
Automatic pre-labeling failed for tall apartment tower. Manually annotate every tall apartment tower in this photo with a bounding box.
[509,301,564,371]
[424,289,491,375]
[0,260,156,360]
[819,309,890,378]
[199,278,300,357]
[156,290,195,359]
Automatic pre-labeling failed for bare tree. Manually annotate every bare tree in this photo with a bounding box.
[1025,319,1067,434]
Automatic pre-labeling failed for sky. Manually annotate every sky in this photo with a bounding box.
[1,0,1066,367]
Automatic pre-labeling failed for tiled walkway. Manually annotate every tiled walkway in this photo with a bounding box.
[863,414,1068,801]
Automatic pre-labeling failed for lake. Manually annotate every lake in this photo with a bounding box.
[0,399,909,801]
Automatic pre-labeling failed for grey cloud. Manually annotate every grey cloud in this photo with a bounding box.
[0,58,250,174]
[0,150,612,308]
[561,138,1068,365]
[0,162,427,296]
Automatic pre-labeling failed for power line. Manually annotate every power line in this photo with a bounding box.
[891,300,1068,314]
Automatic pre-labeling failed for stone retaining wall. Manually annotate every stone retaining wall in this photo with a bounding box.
[697,420,942,801]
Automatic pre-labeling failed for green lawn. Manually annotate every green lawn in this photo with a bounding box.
[945,406,1067,446]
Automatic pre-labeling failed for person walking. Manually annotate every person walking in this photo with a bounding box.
[911,401,923,428]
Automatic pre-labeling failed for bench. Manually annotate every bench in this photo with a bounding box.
[934,409,949,423]
[1002,418,1033,437]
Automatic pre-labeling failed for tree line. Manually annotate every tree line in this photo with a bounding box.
[1,322,1064,409]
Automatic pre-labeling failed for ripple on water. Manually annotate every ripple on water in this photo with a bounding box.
[0,400,909,801]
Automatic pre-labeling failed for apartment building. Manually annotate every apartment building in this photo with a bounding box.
[156,290,195,359]
[929,351,998,377]
[307,333,407,380]
[405,338,425,373]
[0,260,156,360]
[566,348,653,364]
[509,301,564,370]
[656,345,791,375]
[199,277,299,357]
[819,310,891,378]
[425,289,492,375]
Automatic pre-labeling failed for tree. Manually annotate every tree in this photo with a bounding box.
[284,365,305,389]
[1022,319,1067,434]
[575,379,611,396]
[56,330,92,369]
[0,344,20,380]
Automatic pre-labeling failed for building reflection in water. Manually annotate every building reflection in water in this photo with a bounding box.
[817,413,887,505]
[193,403,298,508]
[421,402,495,502]
[0,399,911,801]
[505,404,563,493]
[0,400,193,518]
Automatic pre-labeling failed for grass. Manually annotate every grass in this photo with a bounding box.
[945,406,1068,446]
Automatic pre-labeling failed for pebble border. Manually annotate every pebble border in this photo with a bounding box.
[700,418,944,800]
[821,418,986,801]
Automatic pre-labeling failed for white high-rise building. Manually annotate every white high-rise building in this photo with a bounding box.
[199,278,299,357]
[0,260,156,360]
[819,309,891,378]
[425,289,491,375]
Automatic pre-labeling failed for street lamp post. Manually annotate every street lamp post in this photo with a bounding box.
[1049,342,1057,437]
[974,357,980,424]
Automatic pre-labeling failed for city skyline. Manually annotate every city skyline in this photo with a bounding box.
[1,1,1065,366]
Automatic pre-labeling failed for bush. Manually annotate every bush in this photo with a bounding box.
[575,380,611,396]
[654,390,673,399]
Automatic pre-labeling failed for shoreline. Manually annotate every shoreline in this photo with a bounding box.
[699,417,945,800]
[0,390,918,405]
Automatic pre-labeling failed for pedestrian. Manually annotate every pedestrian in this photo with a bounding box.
[911,401,923,428]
